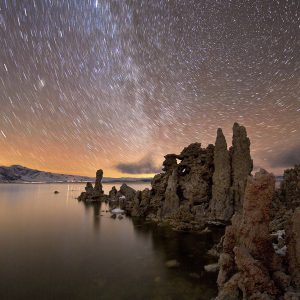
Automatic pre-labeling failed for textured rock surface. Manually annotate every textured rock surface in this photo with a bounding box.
[77,169,105,201]
[210,128,232,221]
[118,183,136,201]
[124,123,253,229]
[287,207,300,288]
[279,165,300,209]
[108,186,118,201]
[131,188,151,217]
[94,169,104,197]
[230,122,253,212]
[217,170,279,299]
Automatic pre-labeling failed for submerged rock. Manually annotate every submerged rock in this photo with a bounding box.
[204,263,219,273]
[165,259,180,268]
[111,208,125,214]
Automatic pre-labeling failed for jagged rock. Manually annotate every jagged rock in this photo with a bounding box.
[287,207,300,288]
[123,123,254,232]
[217,169,278,299]
[117,184,136,210]
[108,186,118,201]
[85,182,94,193]
[118,183,136,201]
[272,271,291,291]
[147,172,170,217]
[284,291,300,300]
[94,169,104,197]
[78,182,94,201]
[162,154,178,172]
[210,128,233,221]
[230,122,253,212]
[77,170,105,201]
[279,165,300,209]
[162,142,214,220]
[163,168,180,215]
[131,188,151,217]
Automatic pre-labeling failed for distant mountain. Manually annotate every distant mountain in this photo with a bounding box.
[0,165,152,183]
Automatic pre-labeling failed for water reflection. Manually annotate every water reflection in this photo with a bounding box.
[81,201,102,231]
[0,183,222,300]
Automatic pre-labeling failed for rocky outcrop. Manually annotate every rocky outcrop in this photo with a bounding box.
[217,169,300,299]
[108,186,118,201]
[279,165,300,209]
[131,188,151,217]
[77,169,105,202]
[230,123,253,212]
[117,184,137,210]
[217,169,279,299]
[210,128,232,221]
[94,169,104,197]
[124,123,252,229]
[287,207,300,289]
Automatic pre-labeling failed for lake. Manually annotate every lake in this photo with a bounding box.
[0,183,221,300]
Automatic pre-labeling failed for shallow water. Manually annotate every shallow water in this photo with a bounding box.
[0,183,221,300]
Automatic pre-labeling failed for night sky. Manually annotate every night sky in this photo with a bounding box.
[0,0,299,177]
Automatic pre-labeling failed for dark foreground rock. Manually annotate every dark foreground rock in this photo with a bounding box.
[216,169,300,299]
[77,169,106,202]
[124,123,253,231]
[76,123,300,298]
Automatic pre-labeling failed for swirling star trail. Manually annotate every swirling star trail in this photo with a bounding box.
[0,0,299,176]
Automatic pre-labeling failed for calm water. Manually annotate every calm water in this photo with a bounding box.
[0,183,221,300]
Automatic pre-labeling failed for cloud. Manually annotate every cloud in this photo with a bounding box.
[115,156,161,174]
[271,144,300,168]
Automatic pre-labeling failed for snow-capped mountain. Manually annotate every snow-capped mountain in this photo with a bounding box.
[0,165,151,183]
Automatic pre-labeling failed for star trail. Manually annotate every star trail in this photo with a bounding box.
[0,0,299,177]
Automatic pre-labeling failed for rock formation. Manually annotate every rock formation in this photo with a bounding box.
[287,207,300,289]
[108,186,118,201]
[216,169,300,299]
[94,169,104,197]
[117,183,137,210]
[125,123,252,229]
[77,169,105,201]
[76,122,300,297]
[210,128,232,221]
[217,169,279,299]
[279,165,300,209]
[230,122,253,212]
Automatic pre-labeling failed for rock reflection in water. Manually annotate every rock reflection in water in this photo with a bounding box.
[80,198,224,299]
